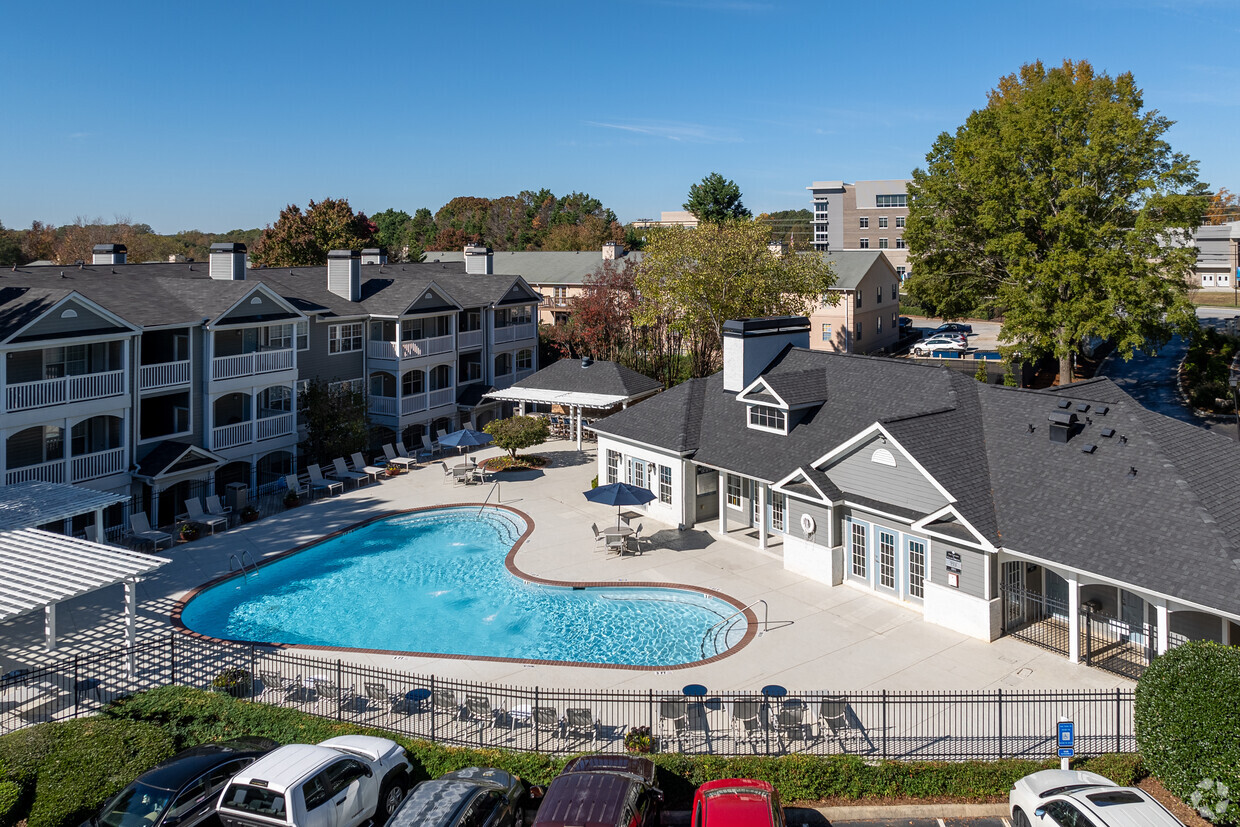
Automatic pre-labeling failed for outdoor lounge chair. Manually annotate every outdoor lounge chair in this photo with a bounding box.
[307,464,343,497]
[816,695,872,752]
[531,706,562,742]
[659,698,691,752]
[397,440,422,463]
[383,444,416,469]
[564,707,599,747]
[363,681,406,714]
[205,495,234,525]
[731,700,766,753]
[257,671,303,703]
[183,497,228,534]
[421,434,441,459]
[462,694,503,741]
[315,681,356,713]
[432,688,461,732]
[331,457,370,489]
[284,474,310,500]
[351,452,384,483]
[128,513,173,551]
[777,699,810,749]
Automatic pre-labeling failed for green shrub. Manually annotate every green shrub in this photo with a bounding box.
[1136,641,1240,824]
[0,780,23,827]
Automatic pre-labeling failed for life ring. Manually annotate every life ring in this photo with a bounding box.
[800,513,816,535]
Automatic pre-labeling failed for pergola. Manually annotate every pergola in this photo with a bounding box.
[0,481,170,658]
[484,388,634,449]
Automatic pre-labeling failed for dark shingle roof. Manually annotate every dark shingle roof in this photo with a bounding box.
[760,369,828,407]
[512,358,662,398]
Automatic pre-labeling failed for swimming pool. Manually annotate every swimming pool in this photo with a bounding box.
[177,507,748,667]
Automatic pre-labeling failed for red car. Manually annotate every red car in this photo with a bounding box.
[691,778,785,827]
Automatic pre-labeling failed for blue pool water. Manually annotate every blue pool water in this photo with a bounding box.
[179,507,745,666]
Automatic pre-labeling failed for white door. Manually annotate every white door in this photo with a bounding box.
[875,530,897,593]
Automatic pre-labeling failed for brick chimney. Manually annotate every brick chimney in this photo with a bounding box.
[208,243,247,280]
[327,249,361,301]
[464,244,493,274]
[92,244,126,265]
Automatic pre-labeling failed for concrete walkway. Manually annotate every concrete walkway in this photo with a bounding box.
[0,441,1129,694]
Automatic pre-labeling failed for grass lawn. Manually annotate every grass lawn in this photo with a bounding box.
[1189,289,1240,308]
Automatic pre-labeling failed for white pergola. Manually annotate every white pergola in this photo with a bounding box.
[483,388,633,449]
[0,480,128,534]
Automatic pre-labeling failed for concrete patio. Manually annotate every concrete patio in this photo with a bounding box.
[0,440,1131,694]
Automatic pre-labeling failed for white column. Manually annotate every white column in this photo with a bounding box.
[1067,574,1081,664]
[757,483,768,550]
[575,406,583,450]
[718,476,728,535]
[1155,601,1170,655]
[93,507,105,542]
[249,454,258,492]
[44,602,57,651]
[1224,618,1232,646]
[519,401,526,416]
[151,488,161,529]
[125,578,137,677]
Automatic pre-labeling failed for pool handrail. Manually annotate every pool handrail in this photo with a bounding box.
[477,481,501,517]
[700,599,768,659]
[228,549,259,582]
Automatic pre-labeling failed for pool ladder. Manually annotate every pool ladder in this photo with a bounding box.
[228,549,259,582]
[700,599,770,658]
[476,482,500,517]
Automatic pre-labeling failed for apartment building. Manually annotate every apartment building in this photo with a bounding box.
[807,180,912,278]
[0,243,540,531]
[811,251,902,354]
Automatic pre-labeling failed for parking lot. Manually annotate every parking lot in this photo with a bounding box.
[902,317,1005,355]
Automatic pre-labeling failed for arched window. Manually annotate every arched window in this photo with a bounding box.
[429,364,452,391]
[494,353,512,376]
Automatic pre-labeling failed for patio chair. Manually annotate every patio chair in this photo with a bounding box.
[284,474,310,500]
[564,707,599,747]
[816,695,873,752]
[315,681,357,714]
[462,694,503,741]
[452,465,473,486]
[627,523,646,555]
[777,699,810,750]
[397,440,423,463]
[307,464,343,497]
[659,698,690,752]
[591,523,604,548]
[257,671,303,703]
[351,452,384,483]
[85,522,109,544]
[731,700,766,753]
[431,688,462,732]
[331,457,370,489]
[128,512,173,551]
[363,681,406,714]
[421,434,442,459]
[437,461,453,484]
[205,495,234,525]
[436,428,449,444]
[383,444,416,470]
[605,534,627,555]
[531,706,562,742]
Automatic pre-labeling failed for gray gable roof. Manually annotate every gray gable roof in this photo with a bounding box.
[423,250,643,285]
[513,358,662,398]
[0,286,73,341]
[815,250,895,291]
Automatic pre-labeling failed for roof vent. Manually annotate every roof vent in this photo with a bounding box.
[327,249,361,301]
[1127,466,1138,478]
[209,242,247,281]
[581,356,593,368]
[1048,410,1078,444]
[1119,435,1128,445]
[91,243,126,265]
[1081,444,1097,454]
[1097,405,1109,415]
[1075,402,1090,413]
[1057,399,1072,409]
[1101,428,1115,438]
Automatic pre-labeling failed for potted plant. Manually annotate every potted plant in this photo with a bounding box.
[623,726,656,754]
[179,523,200,542]
[211,667,253,698]
[283,490,301,508]
[239,505,259,523]
[385,463,403,477]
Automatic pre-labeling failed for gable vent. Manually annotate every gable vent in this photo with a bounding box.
[871,447,896,467]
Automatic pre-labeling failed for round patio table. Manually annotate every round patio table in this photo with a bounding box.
[682,684,707,697]
[761,684,787,698]
[405,687,432,713]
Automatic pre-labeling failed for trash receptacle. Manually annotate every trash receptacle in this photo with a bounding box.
[225,482,248,511]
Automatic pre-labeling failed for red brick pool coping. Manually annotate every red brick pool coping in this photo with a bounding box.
[171,503,756,671]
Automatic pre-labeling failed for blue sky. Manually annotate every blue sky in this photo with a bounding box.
[2,0,1237,233]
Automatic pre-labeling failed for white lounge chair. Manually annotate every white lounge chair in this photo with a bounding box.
[307,464,343,497]
[184,498,228,534]
[331,457,369,489]
[284,474,309,500]
[351,452,384,483]
[397,440,423,463]
[383,444,416,469]
[420,434,441,459]
[205,495,233,524]
[129,513,173,551]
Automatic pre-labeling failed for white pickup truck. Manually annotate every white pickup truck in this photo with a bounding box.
[216,736,412,827]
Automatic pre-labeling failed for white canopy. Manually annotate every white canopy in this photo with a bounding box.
[0,480,128,532]
[483,387,629,409]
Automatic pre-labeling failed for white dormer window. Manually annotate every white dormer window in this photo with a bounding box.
[748,404,787,434]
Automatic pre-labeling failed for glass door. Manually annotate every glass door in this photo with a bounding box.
[905,539,926,602]
[1120,590,1147,646]
[875,530,897,593]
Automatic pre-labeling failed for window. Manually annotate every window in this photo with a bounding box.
[892,312,898,329]
[330,377,365,395]
[878,216,888,229]
[553,286,567,306]
[895,237,906,249]
[606,450,620,484]
[897,266,907,280]
[748,405,786,432]
[879,238,889,249]
[1043,801,1098,827]
[876,314,882,334]
[263,323,292,350]
[301,771,333,811]
[878,530,896,588]
[858,238,869,249]
[659,465,672,504]
[876,285,883,304]
[858,217,869,229]
[494,353,512,376]
[851,523,867,577]
[876,194,907,208]
[726,474,742,509]
[891,282,898,300]
[908,539,926,598]
[855,290,862,308]
[328,323,363,354]
[896,216,906,228]
[260,385,291,413]
[821,323,832,342]
[296,321,308,350]
[855,321,862,341]
[516,349,533,371]
[771,493,785,531]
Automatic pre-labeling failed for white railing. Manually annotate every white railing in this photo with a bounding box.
[211,349,293,380]
[515,368,536,382]
[493,326,517,344]
[139,360,191,390]
[71,447,126,482]
[256,413,294,441]
[368,340,398,360]
[401,393,428,415]
[458,329,484,349]
[368,396,397,416]
[512,323,536,341]
[6,369,126,412]
[211,421,253,450]
[5,459,65,486]
[429,388,455,408]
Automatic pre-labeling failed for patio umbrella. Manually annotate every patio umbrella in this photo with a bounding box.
[584,482,656,528]
[437,428,493,456]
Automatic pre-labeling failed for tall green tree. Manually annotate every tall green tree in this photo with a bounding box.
[0,221,24,267]
[371,208,413,261]
[757,209,814,246]
[408,208,438,252]
[683,172,751,223]
[251,197,377,267]
[298,379,368,467]
[905,60,1208,385]
[636,220,836,376]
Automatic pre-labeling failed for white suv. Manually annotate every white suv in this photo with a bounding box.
[217,736,412,827]
[1010,770,1185,827]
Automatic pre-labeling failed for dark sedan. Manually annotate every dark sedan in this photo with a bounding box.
[932,322,974,335]
[88,738,278,827]
[389,767,529,827]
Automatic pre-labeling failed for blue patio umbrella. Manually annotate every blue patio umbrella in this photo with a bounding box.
[584,482,656,528]
[437,428,493,456]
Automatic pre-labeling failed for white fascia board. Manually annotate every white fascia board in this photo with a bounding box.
[911,504,995,552]
[595,432,692,459]
[210,283,307,327]
[736,376,788,408]
[812,422,956,505]
[4,291,141,344]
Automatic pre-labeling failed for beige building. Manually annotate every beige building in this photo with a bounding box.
[810,250,902,354]
[629,210,700,229]
[807,179,912,279]
[1193,222,1240,289]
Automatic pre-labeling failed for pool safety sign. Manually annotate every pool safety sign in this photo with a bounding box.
[1057,720,1075,758]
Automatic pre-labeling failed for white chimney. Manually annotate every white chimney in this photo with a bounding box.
[208,242,247,280]
[361,248,387,265]
[767,241,785,258]
[602,241,623,260]
[92,244,126,265]
[722,317,811,393]
[464,244,493,274]
[327,249,361,301]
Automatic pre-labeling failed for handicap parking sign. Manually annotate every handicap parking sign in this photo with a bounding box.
[1057,721,1074,757]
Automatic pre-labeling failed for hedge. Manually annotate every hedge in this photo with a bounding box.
[0,686,1146,827]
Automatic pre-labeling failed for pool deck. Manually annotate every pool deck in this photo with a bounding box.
[0,441,1131,693]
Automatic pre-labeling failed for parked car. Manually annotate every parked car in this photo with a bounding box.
[216,735,412,827]
[531,755,661,827]
[1009,769,1185,827]
[87,738,278,827]
[388,767,529,827]
[911,334,968,355]
[933,322,974,336]
[692,778,785,827]
[898,316,915,333]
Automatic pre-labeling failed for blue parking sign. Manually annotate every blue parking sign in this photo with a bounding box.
[1057,721,1075,757]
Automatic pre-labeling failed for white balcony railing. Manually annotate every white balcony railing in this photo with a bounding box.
[368,396,397,416]
[71,447,126,482]
[401,393,428,415]
[493,326,517,344]
[458,329,484,349]
[139,360,191,391]
[369,335,456,360]
[211,348,293,381]
[256,413,295,441]
[368,341,398,360]
[6,369,126,412]
[429,388,455,408]
[492,323,536,344]
[211,421,253,451]
[5,459,65,486]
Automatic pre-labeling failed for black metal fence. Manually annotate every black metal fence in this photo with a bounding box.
[2,634,1135,759]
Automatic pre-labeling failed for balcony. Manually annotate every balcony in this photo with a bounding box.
[401,393,428,415]
[211,348,293,381]
[5,458,65,486]
[429,388,455,408]
[139,360,191,391]
[458,329,484,349]
[368,396,397,417]
[492,324,536,344]
[5,447,127,486]
[367,335,454,361]
[210,413,295,450]
[5,369,126,413]
[257,413,295,441]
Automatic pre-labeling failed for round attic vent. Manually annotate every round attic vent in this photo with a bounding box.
[60,309,78,319]
[871,447,896,467]
[250,297,262,305]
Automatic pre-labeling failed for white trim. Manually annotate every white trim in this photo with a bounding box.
[771,467,833,504]
[3,292,141,344]
[399,281,464,315]
[812,423,957,504]
[207,283,306,328]
[736,376,789,408]
[910,504,995,551]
